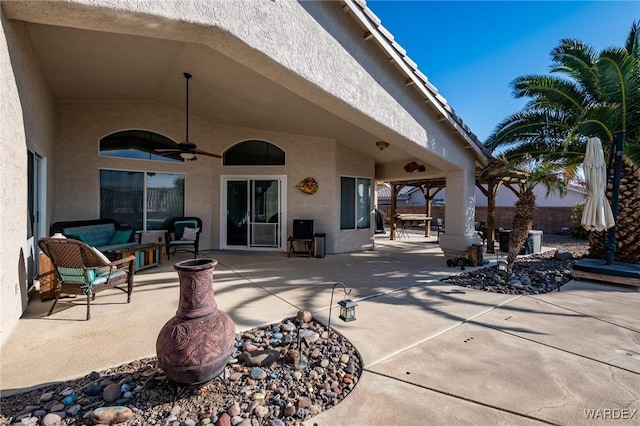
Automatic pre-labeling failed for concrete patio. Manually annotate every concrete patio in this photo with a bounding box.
[1,234,639,425]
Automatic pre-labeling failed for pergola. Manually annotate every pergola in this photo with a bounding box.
[385,160,528,254]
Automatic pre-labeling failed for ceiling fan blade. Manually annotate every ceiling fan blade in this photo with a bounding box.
[154,149,181,153]
[177,141,197,151]
[193,148,223,158]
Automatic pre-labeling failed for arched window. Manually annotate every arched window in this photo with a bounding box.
[100,130,183,163]
[223,140,285,166]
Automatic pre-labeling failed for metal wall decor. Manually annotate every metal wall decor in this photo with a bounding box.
[296,177,318,194]
[404,162,426,173]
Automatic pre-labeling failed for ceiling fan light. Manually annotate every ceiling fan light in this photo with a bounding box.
[180,152,196,160]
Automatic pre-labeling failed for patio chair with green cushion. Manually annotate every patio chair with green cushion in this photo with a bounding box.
[38,237,135,320]
[165,217,202,260]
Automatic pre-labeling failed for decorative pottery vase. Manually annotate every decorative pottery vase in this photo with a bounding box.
[156,258,235,387]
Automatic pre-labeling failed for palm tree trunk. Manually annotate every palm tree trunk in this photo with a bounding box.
[588,156,640,264]
[506,189,536,271]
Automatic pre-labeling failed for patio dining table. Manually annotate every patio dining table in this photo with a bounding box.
[394,214,432,239]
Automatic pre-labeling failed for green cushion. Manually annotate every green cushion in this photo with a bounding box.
[63,223,115,247]
[66,234,88,243]
[110,229,132,244]
[57,267,93,290]
[56,267,127,291]
[96,266,114,276]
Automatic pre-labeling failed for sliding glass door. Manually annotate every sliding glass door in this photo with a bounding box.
[223,177,283,250]
[27,150,46,290]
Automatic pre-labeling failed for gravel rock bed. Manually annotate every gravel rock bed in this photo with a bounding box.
[0,314,362,426]
[441,235,590,295]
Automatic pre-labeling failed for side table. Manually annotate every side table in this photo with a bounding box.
[107,243,163,272]
[38,251,57,301]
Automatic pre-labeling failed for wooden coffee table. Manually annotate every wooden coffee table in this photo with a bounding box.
[107,243,163,272]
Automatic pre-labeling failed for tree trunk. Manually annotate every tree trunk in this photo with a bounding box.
[588,156,640,264]
[506,189,536,271]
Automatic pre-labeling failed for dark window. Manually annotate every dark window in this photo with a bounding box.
[100,130,183,162]
[100,170,185,231]
[340,177,371,230]
[223,140,285,166]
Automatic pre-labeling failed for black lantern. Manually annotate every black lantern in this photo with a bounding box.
[338,299,358,322]
[554,272,562,291]
[327,282,357,332]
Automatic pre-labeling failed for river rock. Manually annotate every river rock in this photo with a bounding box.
[102,383,122,402]
[251,367,267,380]
[84,383,102,396]
[215,413,232,426]
[227,402,241,417]
[300,330,320,344]
[297,396,312,408]
[42,413,65,426]
[91,406,134,424]
[254,405,269,418]
[239,349,280,367]
[296,310,312,323]
[280,322,295,332]
[39,392,54,402]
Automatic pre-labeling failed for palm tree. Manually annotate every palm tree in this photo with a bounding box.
[485,21,640,263]
[486,21,638,163]
[482,156,572,271]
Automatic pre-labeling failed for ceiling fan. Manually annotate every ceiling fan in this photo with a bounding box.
[154,73,222,161]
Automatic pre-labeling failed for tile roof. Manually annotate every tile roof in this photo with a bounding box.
[376,185,419,199]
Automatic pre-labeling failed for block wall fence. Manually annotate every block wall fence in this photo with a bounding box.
[378,205,574,234]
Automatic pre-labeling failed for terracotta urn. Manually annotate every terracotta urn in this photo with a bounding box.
[156,258,235,387]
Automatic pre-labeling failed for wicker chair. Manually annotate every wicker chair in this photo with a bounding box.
[38,237,135,320]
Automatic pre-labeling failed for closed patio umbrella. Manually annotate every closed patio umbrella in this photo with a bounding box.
[581,137,615,232]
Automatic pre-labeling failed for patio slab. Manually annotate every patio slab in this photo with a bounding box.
[475,294,640,373]
[212,243,479,313]
[368,322,640,425]
[313,283,518,366]
[532,279,640,331]
[304,370,542,426]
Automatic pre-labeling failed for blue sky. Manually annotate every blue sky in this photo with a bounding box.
[366,1,638,142]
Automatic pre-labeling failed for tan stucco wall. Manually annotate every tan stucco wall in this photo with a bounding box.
[54,101,369,253]
[335,143,376,253]
[1,13,56,344]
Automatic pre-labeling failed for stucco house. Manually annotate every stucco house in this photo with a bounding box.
[1,0,489,343]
